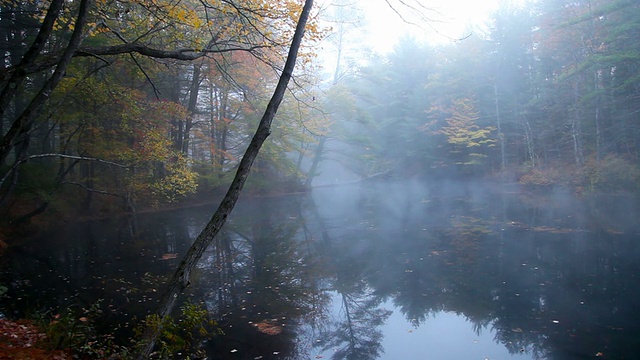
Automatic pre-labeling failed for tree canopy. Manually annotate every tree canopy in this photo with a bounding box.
[0,0,324,222]
[2,0,639,222]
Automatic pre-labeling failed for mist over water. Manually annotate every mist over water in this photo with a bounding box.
[2,179,639,359]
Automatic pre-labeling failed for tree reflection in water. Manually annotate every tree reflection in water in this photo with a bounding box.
[2,181,640,359]
[308,193,392,359]
[193,196,332,359]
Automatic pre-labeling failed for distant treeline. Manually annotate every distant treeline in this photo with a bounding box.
[331,0,640,192]
[1,0,638,226]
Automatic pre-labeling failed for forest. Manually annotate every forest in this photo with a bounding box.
[1,0,640,359]
[1,0,639,229]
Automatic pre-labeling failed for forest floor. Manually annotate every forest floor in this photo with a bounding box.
[0,319,73,359]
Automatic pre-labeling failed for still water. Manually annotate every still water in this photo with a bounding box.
[2,180,640,359]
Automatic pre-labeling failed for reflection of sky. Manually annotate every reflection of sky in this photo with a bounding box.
[315,289,533,359]
[381,309,533,359]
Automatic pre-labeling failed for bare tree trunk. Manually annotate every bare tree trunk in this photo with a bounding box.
[182,63,202,154]
[594,70,602,160]
[494,83,506,170]
[305,136,326,187]
[522,115,536,167]
[134,1,314,357]
[571,81,585,167]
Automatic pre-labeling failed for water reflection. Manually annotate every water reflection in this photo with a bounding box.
[1,180,640,359]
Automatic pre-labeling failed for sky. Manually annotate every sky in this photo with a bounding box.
[362,0,502,52]
[315,0,507,80]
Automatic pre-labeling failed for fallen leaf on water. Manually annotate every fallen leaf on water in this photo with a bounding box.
[254,321,283,335]
[161,253,178,260]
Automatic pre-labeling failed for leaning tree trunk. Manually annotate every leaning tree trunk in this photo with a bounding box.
[134,1,314,358]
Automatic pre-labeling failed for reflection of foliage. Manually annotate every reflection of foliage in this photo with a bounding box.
[307,190,393,360]
[6,181,639,359]
[317,291,391,360]
[192,197,331,359]
[446,215,492,263]
[448,215,492,236]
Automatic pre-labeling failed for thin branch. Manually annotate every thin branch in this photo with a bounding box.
[25,153,129,167]
[0,153,128,188]
[129,53,161,99]
[62,181,124,197]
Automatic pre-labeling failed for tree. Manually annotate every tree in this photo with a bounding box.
[437,97,496,169]
[1,0,319,220]
[135,1,315,356]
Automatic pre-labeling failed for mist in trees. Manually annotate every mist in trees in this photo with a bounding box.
[2,0,638,226]
[2,0,640,358]
[315,0,640,191]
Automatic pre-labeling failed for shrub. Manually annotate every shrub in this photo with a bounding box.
[135,302,221,359]
[584,155,640,191]
[518,167,558,188]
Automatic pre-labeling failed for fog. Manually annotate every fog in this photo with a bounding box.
[1,0,639,359]
[3,178,639,358]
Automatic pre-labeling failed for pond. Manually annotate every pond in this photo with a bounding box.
[2,179,640,359]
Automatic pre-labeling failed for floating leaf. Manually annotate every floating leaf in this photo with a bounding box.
[255,321,283,335]
[160,253,178,260]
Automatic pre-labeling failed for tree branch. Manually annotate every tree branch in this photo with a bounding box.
[62,182,124,197]
[134,0,315,357]
[0,43,272,82]
[0,153,128,188]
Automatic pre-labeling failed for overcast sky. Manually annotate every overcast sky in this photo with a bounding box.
[362,0,502,52]
[314,0,508,80]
